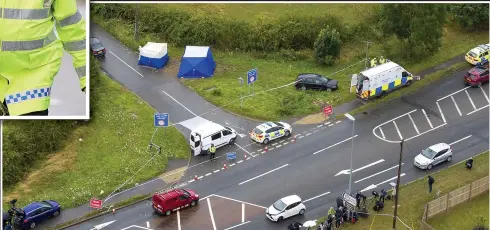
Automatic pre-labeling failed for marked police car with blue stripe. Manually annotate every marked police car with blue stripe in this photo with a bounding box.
[250,121,292,144]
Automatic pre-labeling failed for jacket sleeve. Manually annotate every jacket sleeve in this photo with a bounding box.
[52,0,87,91]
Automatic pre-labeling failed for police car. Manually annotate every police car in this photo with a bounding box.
[250,122,292,144]
[465,44,490,65]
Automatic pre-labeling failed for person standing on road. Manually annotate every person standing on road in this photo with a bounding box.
[209,144,216,161]
[428,175,435,193]
[0,0,87,116]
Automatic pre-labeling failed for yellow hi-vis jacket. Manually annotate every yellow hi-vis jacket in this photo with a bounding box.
[0,0,86,116]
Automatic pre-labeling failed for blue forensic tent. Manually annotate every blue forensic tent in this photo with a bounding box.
[178,46,216,78]
[138,42,169,69]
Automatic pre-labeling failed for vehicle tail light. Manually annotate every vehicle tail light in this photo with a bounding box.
[93,51,98,54]
[24,219,28,223]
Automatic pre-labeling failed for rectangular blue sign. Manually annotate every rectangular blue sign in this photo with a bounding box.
[247,68,257,85]
[154,113,169,127]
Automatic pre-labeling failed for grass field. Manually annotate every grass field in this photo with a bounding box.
[2,72,190,210]
[427,193,489,230]
[93,4,488,121]
[314,151,489,229]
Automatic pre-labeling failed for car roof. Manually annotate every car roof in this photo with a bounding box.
[281,195,302,204]
[428,143,450,152]
[469,67,488,74]
[156,189,186,199]
[256,122,279,131]
[192,121,227,137]
[90,37,100,43]
[23,202,43,213]
[297,73,321,79]
[360,61,401,78]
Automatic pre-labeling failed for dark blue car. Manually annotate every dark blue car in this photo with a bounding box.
[21,200,61,229]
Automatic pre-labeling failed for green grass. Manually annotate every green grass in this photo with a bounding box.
[2,72,190,210]
[315,151,489,230]
[427,193,489,230]
[93,5,488,121]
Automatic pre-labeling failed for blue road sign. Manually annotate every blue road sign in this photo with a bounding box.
[247,68,258,85]
[154,113,169,127]
[226,152,237,161]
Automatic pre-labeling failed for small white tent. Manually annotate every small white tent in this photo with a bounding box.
[138,42,169,69]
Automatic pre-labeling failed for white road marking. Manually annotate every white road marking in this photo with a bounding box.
[207,198,217,230]
[437,86,471,101]
[465,90,477,110]
[298,136,304,139]
[354,163,404,183]
[242,203,245,222]
[283,142,289,146]
[407,113,420,134]
[224,221,251,230]
[360,173,406,192]
[198,176,203,180]
[188,180,194,183]
[272,143,278,146]
[313,135,358,155]
[318,125,323,128]
[90,220,117,230]
[205,173,212,176]
[479,86,490,103]
[279,140,285,143]
[449,135,472,146]
[237,160,243,164]
[328,124,334,127]
[305,133,312,136]
[146,221,150,228]
[312,130,319,133]
[268,147,275,150]
[276,144,282,148]
[303,191,331,203]
[325,122,331,125]
[177,211,181,230]
[393,121,403,139]
[230,163,236,167]
[162,90,198,117]
[212,194,267,209]
[108,51,145,78]
[335,159,385,176]
[238,164,289,185]
[467,104,490,115]
[451,96,462,116]
[213,170,220,173]
[379,127,386,139]
[436,102,446,123]
[421,109,434,129]
[225,122,248,131]
[336,121,341,124]
[235,143,254,157]
[376,109,417,127]
[250,152,255,155]
[405,123,447,141]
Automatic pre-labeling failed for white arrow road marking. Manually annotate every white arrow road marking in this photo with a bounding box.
[360,173,406,193]
[335,159,385,176]
[238,133,246,138]
[355,163,404,183]
[449,135,472,146]
[90,220,117,230]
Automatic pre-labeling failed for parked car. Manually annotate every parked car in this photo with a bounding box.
[21,200,61,229]
[152,189,199,216]
[250,121,292,145]
[89,37,106,58]
[464,66,489,87]
[414,143,453,170]
[294,73,338,91]
[465,44,490,65]
[266,195,306,222]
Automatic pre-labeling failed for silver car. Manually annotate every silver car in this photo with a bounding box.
[414,143,453,170]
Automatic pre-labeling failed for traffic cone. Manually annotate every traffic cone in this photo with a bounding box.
[112,208,116,214]
[293,136,296,143]
[244,154,248,160]
[223,164,227,170]
[264,146,268,152]
[194,175,198,181]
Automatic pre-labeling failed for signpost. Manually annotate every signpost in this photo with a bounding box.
[90,198,102,209]
[341,191,357,220]
[154,113,169,127]
[323,105,333,117]
[247,68,258,95]
[238,77,244,108]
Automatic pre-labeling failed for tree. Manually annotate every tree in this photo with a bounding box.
[449,4,489,31]
[313,25,341,66]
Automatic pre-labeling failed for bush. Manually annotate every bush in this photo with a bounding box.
[277,93,306,116]
[449,4,489,31]
[211,88,222,97]
[313,25,341,66]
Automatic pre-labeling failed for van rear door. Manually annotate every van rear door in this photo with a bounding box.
[350,74,358,93]
[190,132,202,156]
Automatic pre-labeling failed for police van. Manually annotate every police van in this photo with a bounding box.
[189,122,238,156]
[350,61,414,100]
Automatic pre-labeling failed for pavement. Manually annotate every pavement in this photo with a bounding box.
[62,26,489,230]
[48,0,88,117]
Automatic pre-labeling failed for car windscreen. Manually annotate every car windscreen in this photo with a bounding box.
[91,43,104,50]
[468,51,478,58]
[41,201,53,207]
[253,128,263,134]
[273,199,287,211]
[321,76,329,82]
[182,190,191,196]
[273,122,283,127]
[421,148,436,159]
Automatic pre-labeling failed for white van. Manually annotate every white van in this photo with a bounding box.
[189,122,238,156]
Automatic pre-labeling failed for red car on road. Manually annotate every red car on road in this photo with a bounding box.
[464,66,489,87]
[152,189,199,216]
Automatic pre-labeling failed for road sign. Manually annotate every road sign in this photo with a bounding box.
[341,192,357,207]
[90,198,102,209]
[154,113,169,127]
[247,68,257,85]
[323,105,333,117]
[226,152,237,161]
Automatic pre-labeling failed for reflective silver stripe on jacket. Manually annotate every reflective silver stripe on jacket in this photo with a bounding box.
[63,39,86,51]
[58,11,82,27]
[75,66,86,78]
[1,8,50,20]
[1,30,57,51]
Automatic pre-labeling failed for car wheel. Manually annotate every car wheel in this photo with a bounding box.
[405,80,412,86]
[300,85,306,91]
[30,222,36,229]
[427,164,433,170]
[326,88,332,92]
[263,138,269,145]
[190,200,197,207]
[285,130,291,137]
[299,209,305,215]
[447,156,452,162]
[165,210,171,216]
[229,138,236,146]
[277,216,283,222]
[53,210,60,217]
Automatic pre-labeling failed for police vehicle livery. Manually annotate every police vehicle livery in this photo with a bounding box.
[465,44,490,65]
[250,122,292,144]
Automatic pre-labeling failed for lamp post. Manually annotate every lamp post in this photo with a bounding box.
[392,139,404,230]
[344,113,356,194]
[238,77,244,108]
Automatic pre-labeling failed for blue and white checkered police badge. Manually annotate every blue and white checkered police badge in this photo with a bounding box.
[5,87,51,105]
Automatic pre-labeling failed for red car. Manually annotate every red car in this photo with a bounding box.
[152,189,199,216]
[464,66,489,87]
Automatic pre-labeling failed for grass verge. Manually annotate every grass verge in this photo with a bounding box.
[93,11,487,121]
[427,193,489,230]
[315,151,489,229]
[2,71,189,210]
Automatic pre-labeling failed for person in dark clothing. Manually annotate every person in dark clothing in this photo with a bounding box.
[336,196,345,209]
[335,208,342,228]
[466,158,473,170]
[428,175,435,193]
[288,221,302,230]
[373,200,384,212]
[380,189,387,203]
[325,216,333,230]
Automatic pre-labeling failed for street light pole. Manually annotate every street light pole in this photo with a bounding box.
[392,139,404,230]
[364,41,371,70]
[344,113,356,194]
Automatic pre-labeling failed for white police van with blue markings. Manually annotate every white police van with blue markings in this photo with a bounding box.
[250,121,292,144]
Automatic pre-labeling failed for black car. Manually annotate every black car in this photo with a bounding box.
[294,73,338,91]
[89,37,106,58]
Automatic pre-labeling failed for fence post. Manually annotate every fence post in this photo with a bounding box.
[445,194,449,211]
[423,204,428,221]
[469,182,473,201]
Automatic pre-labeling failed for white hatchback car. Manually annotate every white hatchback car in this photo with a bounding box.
[414,143,453,170]
[266,195,306,222]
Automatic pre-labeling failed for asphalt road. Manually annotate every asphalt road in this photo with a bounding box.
[69,54,489,230]
[48,0,88,117]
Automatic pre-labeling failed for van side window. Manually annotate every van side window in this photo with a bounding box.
[402,72,408,78]
[211,132,222,140]
[222,129,232,136]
